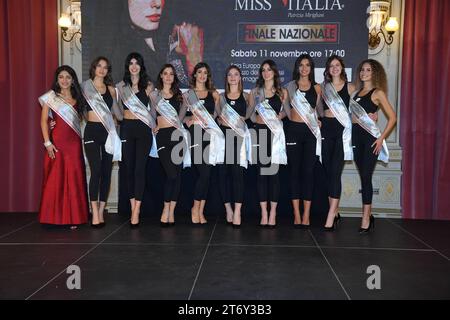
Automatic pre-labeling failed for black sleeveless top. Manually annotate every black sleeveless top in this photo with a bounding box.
[256,94,283,115]
[86,89,112,111]
[323,82,350,110]
[186,91,215,116]
[353,88,378,114]
[299,84,317,108]
[157,95,181,115]
[123,89,149,110]
[226,93,247,117]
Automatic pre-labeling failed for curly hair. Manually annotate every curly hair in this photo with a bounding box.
[354,59,388,94]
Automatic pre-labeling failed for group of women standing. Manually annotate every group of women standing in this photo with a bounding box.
[38,53,396,233]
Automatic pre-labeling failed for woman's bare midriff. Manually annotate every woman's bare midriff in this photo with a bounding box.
[157,116,173,128]
[123,109,138,120]
[87,111,102,122]
[255,114,265,124]
[324,109,336,118]
[290,108,305,123]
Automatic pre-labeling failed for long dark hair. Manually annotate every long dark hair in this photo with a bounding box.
[292,54,316,84]
[156,64,183,102]
[89,56,114,86]
[224,65,243,96]
[190,62,216,92]
[51,65,85,113]
[122,52,150,91]
[323,55,348,83]
[256,59,282,97]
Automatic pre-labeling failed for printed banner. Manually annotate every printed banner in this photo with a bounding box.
[83,0,369,88]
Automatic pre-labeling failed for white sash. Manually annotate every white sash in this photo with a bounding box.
[185,89,225,165]
[286,81,322,162]
[219,94,252,168]
[321,82,353,161]
[81,79,121,161]
[116,81,156,128]
[254,88,287,165]
[350,92,389,163]
[38,90,81,138]
[151,91,191,168]
[116,82,158,157]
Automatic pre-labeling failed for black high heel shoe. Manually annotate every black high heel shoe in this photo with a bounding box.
[359,215,374,233]
[160,221,170,227]
[130,214,140,228]
[324,213,340,231]
[160,212,170,227]
[333,213,341,227]
[168,213,175,227]
[130,221,140,228]
[91,222,105,229]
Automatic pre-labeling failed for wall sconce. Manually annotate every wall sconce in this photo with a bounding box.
[368,1,399,54]
[58,0,81,48]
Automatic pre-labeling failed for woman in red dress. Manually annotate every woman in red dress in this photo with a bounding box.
[38,65,89,227]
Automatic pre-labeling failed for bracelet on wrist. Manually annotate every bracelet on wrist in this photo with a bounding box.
[43,141,52,147]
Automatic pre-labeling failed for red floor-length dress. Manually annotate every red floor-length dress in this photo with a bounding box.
[39,105,89,225]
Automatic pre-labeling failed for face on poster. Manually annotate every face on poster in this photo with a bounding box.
[83,0,369,88]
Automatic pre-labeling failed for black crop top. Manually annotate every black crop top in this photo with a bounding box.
[256,94,283,115]
[123,89,149,110]
[353,88,378,114]
[157,95,181,115]
[299,84,317,108]
[323,82,350,111]
[86,89,113,111]
[226,93,247,117]
[186,91,215,116]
